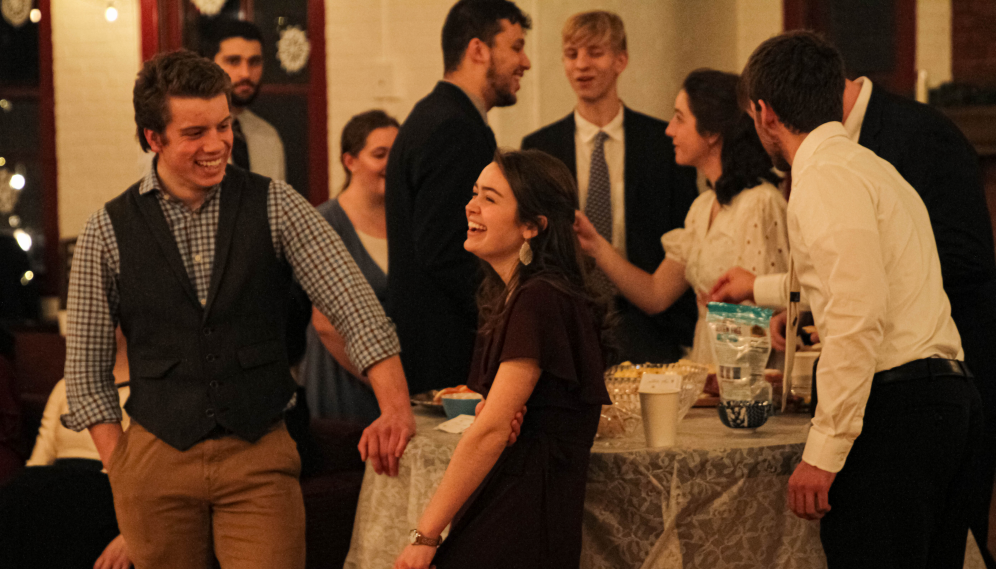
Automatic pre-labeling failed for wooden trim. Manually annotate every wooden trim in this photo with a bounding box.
[140,0,160,60]
[307,0,328,206]
[161,0,184,52]
[892,0,917,95]
[0,86,41,99]
[783,0,805,30]
[259,83,310,96]
[38,0,59,297]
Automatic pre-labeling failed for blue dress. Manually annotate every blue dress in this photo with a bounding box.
[299,198,385,424]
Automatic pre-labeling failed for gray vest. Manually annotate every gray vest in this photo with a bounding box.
[105,166,295,451]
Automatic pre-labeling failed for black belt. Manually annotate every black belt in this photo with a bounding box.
[873,358,972,385]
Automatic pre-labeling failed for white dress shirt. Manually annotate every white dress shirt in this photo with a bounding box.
[232,108,287,182]
[843,76,874,142]
[575,106,626,254]
[753,122,962,473]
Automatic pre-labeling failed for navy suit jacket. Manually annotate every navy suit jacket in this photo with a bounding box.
[385,82,496,394]
[858,86,996,404]
[522,108,700,360]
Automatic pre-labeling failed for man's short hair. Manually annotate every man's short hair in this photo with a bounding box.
[441,0,531,74]
[199,18,265,60]
[133,50,232,152]
[740,30,845,133]
[562,10,626,52]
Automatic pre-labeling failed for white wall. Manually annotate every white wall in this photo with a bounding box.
[52,0,145,238]
[324,0,782,197]
[917,0,953,88]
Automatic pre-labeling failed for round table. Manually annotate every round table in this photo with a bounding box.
[342,408,986,569]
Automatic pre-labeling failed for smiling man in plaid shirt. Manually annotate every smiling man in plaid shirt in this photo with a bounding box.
[61,50,415,569]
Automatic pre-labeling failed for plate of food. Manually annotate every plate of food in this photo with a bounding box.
[411,385,479,415]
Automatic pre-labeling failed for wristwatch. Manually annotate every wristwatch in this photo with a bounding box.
[409,529,442,547]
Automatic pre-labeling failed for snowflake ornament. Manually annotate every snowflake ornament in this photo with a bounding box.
[190,0,225,16]
[2,0,31,27]
[277,26,310,74]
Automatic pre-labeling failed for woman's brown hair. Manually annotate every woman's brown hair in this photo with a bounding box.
[339,109,400,191]
[476,149,611,353]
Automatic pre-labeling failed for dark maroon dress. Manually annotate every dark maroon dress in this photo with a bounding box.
[433,279,611,569]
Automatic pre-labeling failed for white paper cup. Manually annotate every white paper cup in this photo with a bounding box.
[640,389,680,448]
[790,351,820,398]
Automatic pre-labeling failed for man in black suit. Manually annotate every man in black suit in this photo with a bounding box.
[385,0,531,395]
[843,76,996,567]
[522,10,698,363]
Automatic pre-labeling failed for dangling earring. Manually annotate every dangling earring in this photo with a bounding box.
[519,241,533,266]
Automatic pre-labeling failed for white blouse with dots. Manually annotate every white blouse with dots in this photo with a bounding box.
[661,181,790,364]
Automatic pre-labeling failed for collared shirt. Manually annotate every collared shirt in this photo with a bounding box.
[574,105,626,254]
[62,163,400,431]
[753,122,962,473]
[230,108,286,181]
[842,76,874,142]
[443,80,489,125]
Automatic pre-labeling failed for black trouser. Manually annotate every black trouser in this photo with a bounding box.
[951,281,996,568]
[818,373,983,569]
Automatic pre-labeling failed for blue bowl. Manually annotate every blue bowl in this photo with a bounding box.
[717,400,771,429]
[442,396,482,419]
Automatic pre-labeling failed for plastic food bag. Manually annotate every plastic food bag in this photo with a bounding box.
[706,302,774,405]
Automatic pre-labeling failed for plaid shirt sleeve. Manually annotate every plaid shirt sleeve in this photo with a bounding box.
[268,180,401,372]
[61,208,123,431]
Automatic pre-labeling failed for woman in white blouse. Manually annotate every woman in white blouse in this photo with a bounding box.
[576,69,790,364]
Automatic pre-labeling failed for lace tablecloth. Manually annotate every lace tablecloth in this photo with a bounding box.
[343,408,986,569]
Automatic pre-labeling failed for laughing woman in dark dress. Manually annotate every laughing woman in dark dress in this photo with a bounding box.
[393,149,612,569]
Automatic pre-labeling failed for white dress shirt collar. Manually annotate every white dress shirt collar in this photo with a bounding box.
[792,121,850,175]
[574,104,625,144]
[843,77,874,142]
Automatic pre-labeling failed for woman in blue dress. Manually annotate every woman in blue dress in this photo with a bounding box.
[299,110,399,424]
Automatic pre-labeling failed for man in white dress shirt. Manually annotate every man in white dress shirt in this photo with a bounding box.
[711,31,982,569]
[201,19,286,181]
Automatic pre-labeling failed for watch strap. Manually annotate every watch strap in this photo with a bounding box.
[410,529,442,547]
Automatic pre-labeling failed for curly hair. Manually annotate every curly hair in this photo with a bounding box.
[682,69,781,205]
[133,49,231,152]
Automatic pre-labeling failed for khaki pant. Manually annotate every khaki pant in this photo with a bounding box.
[107,421,305,569]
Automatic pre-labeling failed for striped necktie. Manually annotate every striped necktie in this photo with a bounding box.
[585,131,612,241]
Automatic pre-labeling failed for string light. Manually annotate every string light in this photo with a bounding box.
[30,9,41,23]
[105,2,118,22]
[9,174,25,190]
[14,229,32,252]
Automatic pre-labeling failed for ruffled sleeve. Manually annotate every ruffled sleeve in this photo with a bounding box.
[733,183,790,276]
[661,191,713,265]
[495,280,610,407]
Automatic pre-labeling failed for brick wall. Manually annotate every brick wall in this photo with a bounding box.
[51,0,145,239]
[952,0,996,86]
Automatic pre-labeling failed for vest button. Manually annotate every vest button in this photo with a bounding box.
[203,327,213,336]
[205,408,215,418]
[206,354,217,362]
[210,380,220,389]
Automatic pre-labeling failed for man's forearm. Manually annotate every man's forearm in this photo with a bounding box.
[88,422,124,470]
[365,355,412,414]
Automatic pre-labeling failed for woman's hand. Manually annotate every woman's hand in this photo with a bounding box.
[476,398,526,446]
[574,211,606,257]
[393,544,437,569]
